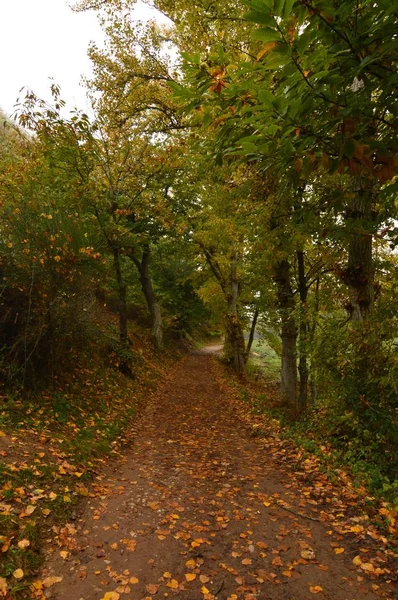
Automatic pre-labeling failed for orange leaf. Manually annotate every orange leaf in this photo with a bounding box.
[185,559,196,569]
[309,586,323,594]
[185,573,197,582]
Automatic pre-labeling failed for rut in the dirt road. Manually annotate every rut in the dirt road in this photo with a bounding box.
[41,355,395,600]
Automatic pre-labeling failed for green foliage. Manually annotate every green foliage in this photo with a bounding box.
[309,305,398,492]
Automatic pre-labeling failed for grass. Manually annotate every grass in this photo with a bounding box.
[247,337,281,381]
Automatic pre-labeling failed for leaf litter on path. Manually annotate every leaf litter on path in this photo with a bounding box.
[37,355,397,600]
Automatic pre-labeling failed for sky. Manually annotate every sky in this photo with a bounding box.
[0,0,163,117]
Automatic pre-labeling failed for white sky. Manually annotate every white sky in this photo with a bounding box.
[0,0,163,117]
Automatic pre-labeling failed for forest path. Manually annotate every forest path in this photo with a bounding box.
[42,355,395,600]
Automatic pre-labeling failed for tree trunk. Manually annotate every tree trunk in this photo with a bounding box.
[246,307,259,359]
[129,246,163,350]
[309,277,320,407]
[343,182,375,321]
[225,254,246,378]
[297,250,308,415]
[112,247,132,376]
[274,259,297,409]
[200,243,246,378]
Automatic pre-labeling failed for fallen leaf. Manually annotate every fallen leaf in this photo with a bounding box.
[0,577,7,594]
[309,586,323,594]
[199,575,210,583]
[17,539,31,550]
[146,583,160,594]
[43,576,63,588]
[13,569,24,580]
[334,547,345,554]
[186,559,196,568]
[129,577,139,584]
[201,586,210,595]
[100,593,120,600]
[166,579,179,589]
[185,573,197,582]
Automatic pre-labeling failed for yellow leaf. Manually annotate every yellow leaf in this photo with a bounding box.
[352,555,362,566]
[350,524,364,533]
[13,569,24,580]
[361,562,375,572]
[25,505,36,515]
[101,593,120,600]
[201,586,210,595]
[60,551,69,559]
[282,570,292,577]
[309,586,323,594]
[166,579,179,589]
[17,539,30,550]
[43,576,63,588]
[31,580,43,590]
[334,547,345,554]
[185,573,197,582]
[163,572,172,578]
[129,577,139,584]
[256,42,278,61]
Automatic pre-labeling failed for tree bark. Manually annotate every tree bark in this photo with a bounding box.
[201,243,246,378]
[129,245,163,350]
[274,259,297,409]
[297,250,308,415]
[343,181,375,321]
[224,254,246,378]
[112,246,133,376]
[246,307,259,359]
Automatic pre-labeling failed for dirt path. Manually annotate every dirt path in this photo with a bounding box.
[41,355,396,600]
